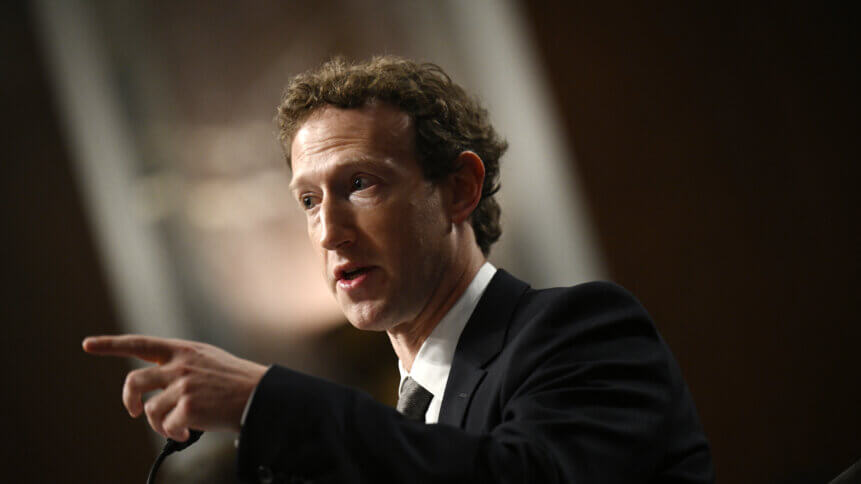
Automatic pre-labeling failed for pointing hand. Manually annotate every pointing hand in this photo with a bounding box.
[83,335,267,441]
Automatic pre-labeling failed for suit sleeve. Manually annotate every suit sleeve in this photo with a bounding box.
[238,366,484,483]
[237,282,712,483]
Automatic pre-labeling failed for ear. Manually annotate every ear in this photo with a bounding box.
[446,151,485,224]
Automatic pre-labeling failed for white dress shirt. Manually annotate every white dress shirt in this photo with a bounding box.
[397,262,497,424]
[240,262,497,445]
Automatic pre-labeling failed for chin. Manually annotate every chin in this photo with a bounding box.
[347,319,386,332]
[343,303,393,332]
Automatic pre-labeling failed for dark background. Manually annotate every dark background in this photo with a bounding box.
[2,1,858,482]
[522,3,859,482]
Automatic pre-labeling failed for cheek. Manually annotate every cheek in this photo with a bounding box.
[412,195,449,241]
[356,188,448,259]
[306,217,318,244]
[386,202,437,248]
[305,220,329,273]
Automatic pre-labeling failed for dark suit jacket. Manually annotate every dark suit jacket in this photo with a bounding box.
[237,270,714,483]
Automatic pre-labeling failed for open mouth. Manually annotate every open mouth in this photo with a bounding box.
[341,267,370,281]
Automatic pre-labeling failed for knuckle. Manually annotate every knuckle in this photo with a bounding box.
[174,397,192,419]
[124,370,139,389]
[178,342,201,356]
[144,399,157,416]
[174,363,191,377]
[178,395,193,412]
[177,377,193,394]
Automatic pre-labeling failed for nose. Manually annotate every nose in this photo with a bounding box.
[317,198,355,251]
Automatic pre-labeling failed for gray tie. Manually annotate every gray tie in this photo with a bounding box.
[397,376,433,422]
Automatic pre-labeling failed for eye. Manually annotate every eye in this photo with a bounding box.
[301,195,316,210]
[351,175,374,191]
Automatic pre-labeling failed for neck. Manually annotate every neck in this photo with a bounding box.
[387,244,485,372]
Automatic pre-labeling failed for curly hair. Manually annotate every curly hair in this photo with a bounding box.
[276,56,507,256]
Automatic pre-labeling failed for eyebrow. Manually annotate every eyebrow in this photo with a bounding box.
[288,156,397,192]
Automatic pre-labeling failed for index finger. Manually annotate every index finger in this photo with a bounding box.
[82,335,178,364]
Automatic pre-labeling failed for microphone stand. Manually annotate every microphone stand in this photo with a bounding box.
[146,430,204,484]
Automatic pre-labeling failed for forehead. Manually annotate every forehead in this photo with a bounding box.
[290,103,415,179]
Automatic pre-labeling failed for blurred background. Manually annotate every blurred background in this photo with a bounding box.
[2,0,857,482]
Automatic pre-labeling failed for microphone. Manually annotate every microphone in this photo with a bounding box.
[164,429,204,454]
[147,430,204,484]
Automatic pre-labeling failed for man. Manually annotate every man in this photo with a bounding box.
[84,56,714,483]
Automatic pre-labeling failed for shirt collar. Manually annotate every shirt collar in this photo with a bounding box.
[398,262,497,399]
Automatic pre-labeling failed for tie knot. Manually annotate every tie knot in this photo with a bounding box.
[397,376,433,422]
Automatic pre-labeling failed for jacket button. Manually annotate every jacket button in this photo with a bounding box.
[257,465,274,484]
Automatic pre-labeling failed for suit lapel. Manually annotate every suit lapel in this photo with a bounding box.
[438,270,529,427]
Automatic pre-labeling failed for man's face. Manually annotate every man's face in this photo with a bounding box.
[289,103,454,332]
